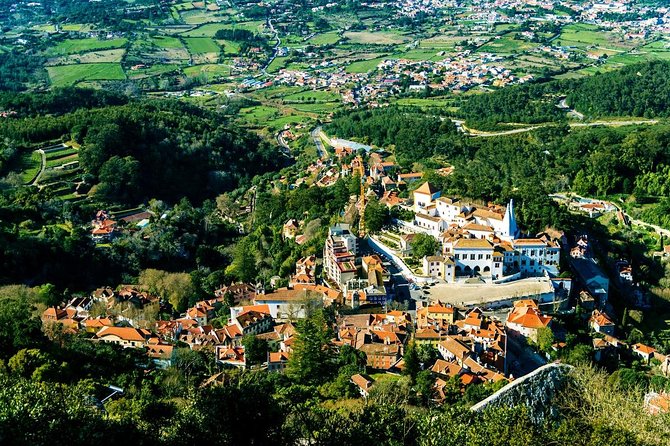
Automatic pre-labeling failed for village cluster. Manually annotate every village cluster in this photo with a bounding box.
[57,134,667,404]
[39,268,670,403]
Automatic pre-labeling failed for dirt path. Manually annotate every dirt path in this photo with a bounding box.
[453,118,659,138]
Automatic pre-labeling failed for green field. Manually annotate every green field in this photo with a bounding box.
[267,56,288,73]
[283,89,339,102]
[47,38,128,56]
[47,63,126,86]
[128,64,181,79]
[477,35,538,54]
[557,24,627,50]
[290,102,339,114]
[182,21,264,37]
[45,148,78,160]
[395,48,443,61]
[345,57,386,73]
[180,9,218,25]
[151,36,184,49]
[46,154,78,168]
[308,32,341,46]
[217,39,242,55]
[239,105,282,122]
[183,64,230,79]
[183,37,220,54]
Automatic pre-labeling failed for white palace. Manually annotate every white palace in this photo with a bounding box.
[405,182,560,281]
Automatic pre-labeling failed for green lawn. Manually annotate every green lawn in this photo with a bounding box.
[183,37,220,54]
[393,97,453,108]
[46,154,78,168]
[557,24,627,50]
[267,56,288,73]
[45,148,78,160]
[217,39,242,55]
[47,38,128,56]
[477,35,537,54]
[127,64,181,79]
[47,63,126,86]
[239,105,281,121]
[290,102,340,113]
[395,48,443,61]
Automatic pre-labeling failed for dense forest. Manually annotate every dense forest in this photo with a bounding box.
[0,91,279,203]
[0,51,47,92]
[457,81,565,129]
[458,61,670,128]
[325,108,465,165]
[0,89,286,290]
[566,61,670,118]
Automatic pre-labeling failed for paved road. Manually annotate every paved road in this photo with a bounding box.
[261,18,280,75]
[506,335,547,378]
[311,126,328,160]
[275,131,292,157]
[558,98,584,120]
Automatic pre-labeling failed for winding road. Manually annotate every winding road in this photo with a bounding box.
[453,117,659,138]
[261,18,280,75]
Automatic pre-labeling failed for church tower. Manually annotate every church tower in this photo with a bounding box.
[502,199,518,240]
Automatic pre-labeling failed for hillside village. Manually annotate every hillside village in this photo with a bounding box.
[41,131,670,410]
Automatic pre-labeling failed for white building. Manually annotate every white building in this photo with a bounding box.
[413,181,441,215]
[511,238,560,276]
[323,223,358,287]
[422,255,455,282]
[452,238,503,278]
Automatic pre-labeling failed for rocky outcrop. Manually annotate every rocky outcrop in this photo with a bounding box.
[471,362,573,423]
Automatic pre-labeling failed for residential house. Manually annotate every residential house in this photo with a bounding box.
[85,317,114,333]
[95,326,151,348]
[232,309,273,336]
[589,310,615,335]
[283,219,300,240]
[359,343,401,370]
[351,373,375,398]
[42,307,67,323]
[632,343,657,363]
[437,336,472,366]
[422,255,455,282]
[323,223,358,287]
[146,340,175,368]
[216,346,246,369]
[417,302,457,329]
[505,300,552,342]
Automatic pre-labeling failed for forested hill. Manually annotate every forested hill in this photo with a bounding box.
[458,60,670,128]
[325,108,464,166]
[0,90,279,203]
[566,61,670,118]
